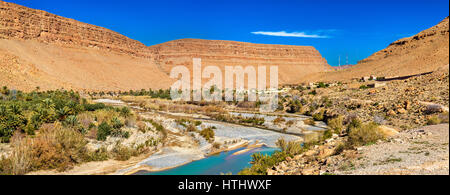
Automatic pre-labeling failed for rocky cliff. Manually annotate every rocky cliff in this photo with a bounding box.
[0,1,152,58]
[0,0,331,91]
[149,39,331,85]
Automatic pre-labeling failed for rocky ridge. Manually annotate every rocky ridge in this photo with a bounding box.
[0,0,331,91]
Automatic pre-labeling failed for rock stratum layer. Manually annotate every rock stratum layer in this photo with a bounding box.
[302,16,449,82]
[0,1,330,91]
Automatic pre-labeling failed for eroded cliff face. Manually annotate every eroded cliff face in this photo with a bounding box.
[150,39,332,85]
[150,39,329,69]
[0,1,152,58]
[0,0,331,91]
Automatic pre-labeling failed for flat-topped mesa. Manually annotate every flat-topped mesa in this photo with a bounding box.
[149,39,331,75]
[0,1,151,58]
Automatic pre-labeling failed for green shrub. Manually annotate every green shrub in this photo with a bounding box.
[359,85,369,90]
[64,115,79,127]
[304,118,316,126]
[286,100,302,113]
[327,116,344,134]
[239,138,315,175]
[200,127,215,143]
[97,122,112,141]
[346,117,362,133]
[273,116,286,125]
[83,103,107,111]
[112,144,137,161]
[334,142,345,155]
[146,119,168,139]
[322,130,333,141]
[238,152,288,175]
[85,147,109,162]
[239,116,265,126]
[312,110,325,121]
[317,82,329,88]
[194,121,202,126]
[111,117,124,129]
[347,122,383,147]
[119,107,131,117]
[276,138,303,156]
[186,124,198,132]
[439,112,449,123]
[427,115,442,125]
[0,90,86,142]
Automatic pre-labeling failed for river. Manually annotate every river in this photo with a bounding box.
[136,147,279,175]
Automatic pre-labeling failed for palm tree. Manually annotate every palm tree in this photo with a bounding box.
[42,98,55,109]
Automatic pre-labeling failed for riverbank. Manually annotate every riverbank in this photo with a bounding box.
[135,147,280,175]
[119,140,251,175]
[116,119,302,175]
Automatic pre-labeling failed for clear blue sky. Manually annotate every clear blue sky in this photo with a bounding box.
[6,0,449,66]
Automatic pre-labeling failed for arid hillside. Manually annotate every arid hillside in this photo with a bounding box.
[0,0,331,91]
[302,16,449,83]
[0,0,171,91]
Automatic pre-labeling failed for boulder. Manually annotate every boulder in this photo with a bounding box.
[302,168,320,175]
[378,125,399,138]
[397,108,407,114]
[387,110,397,116]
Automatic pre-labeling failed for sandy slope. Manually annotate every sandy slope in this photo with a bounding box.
[300,17,449,83]
[0,39,174,91]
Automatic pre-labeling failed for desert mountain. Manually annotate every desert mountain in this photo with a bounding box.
[0,0,331,92]
[302,16,449,82]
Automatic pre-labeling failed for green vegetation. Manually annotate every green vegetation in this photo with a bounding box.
[0,123,108,174]
[238,138,315,175]
[303,118,316,126]
[199,127,215,143]
[327,116,344,134]
[347,122,383,147]
[238,116,265,126]
[97,122,112,141]
[176,118,202,128]
[0,88,103,142]
[145,119,168,139]
[0,87,159,175]
[317,82,330,88]
[427,115,442,125]
[308,90,317,96]
[426,113,448,125]
[359,85,369,90]
[118,89,171,99]
[312,110,325,121]
[273,116,286,125]
[286,100,302,113]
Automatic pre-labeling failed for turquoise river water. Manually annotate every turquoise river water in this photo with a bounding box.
[139,147,279,175]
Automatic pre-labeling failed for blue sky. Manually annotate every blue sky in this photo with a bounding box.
[6,0,449,66]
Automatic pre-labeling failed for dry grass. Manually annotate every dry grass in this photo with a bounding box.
[304,118,316,126]
[273,116,286,125]
[328,116,344,134]
[347,122,383,147]
[1,123,89,174]
[0,133,33,175]
[136,121,147,133]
